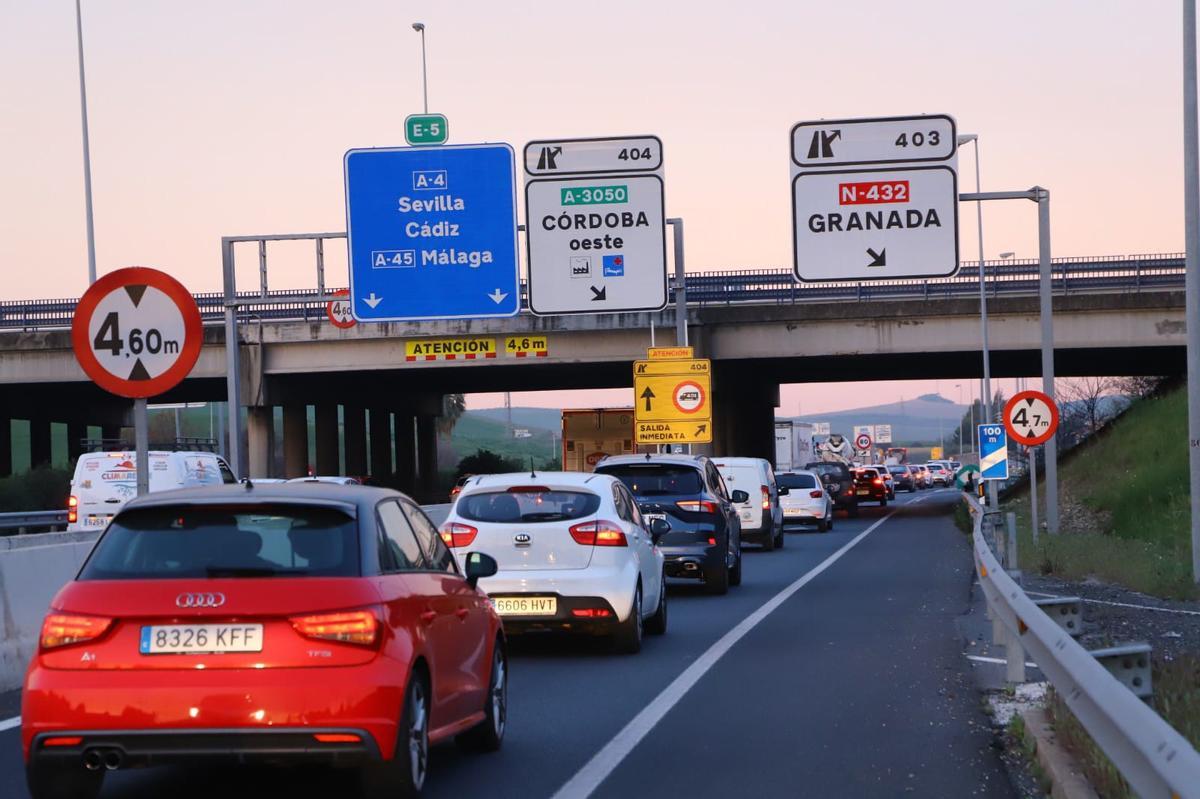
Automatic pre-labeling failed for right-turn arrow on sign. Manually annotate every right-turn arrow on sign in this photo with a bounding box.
[790,114,960,282]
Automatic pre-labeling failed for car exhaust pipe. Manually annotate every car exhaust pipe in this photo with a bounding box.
[83,749,104,771]
[102,749,123,771]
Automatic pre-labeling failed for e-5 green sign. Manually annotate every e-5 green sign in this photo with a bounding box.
[404,114,448,146]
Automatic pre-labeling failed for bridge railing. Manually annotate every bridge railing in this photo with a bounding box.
[965,493,1200,798]
[0,253,1185,331]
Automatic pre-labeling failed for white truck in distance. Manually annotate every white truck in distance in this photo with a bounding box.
[774,421,815,472]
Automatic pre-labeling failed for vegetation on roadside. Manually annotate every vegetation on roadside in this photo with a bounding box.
[1003,385,1197,600]
[1047,655,1200,799]
[0,466,72,515]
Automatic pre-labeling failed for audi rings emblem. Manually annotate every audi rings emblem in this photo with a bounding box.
[176,592,226,609]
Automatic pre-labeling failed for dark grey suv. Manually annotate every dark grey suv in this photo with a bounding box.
[595,454,746,595]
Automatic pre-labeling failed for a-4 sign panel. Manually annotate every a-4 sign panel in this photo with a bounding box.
[344,143,521,322]
[792,165,959,282]
[71,267,202,399]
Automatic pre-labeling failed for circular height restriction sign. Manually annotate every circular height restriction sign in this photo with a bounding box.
[1003,390,1060,446]
[326,289,356,329]
[71,267,202,398]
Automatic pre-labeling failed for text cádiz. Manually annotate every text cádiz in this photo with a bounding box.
[808,208,941,233]
[396,194,494,268]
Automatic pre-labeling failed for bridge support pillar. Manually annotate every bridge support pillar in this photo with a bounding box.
[101,424,121,447]
[370,409,393,482]
[711,364,778,463]
[393,411,417,495]
[67,422,86,465]
[247,406,273,478]
[30,419,51,469]
[0,419,11,477]
[416,415,438,503]
[314,404,339,476]
[282,404,308,478]
[343,405,367,478]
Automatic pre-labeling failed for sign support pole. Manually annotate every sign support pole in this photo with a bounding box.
[134,398,149,497]
[222,237,245,478]
[667,218,687,347]
[1036,188,1058,535]
[1028,446,1040,547]
[1183,0,1200,584]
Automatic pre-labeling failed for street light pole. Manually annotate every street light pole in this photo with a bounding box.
[74,0,97,286]
[955,383,963,455]
[959,133,998,507]
[1183,0,1200,584]
[411,22,429,114]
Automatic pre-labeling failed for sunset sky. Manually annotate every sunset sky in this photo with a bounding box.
[1,1,1185,413]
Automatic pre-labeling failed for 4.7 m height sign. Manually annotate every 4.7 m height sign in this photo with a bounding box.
[790,114,959,282]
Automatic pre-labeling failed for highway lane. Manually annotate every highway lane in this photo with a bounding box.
[0,489,1012,798]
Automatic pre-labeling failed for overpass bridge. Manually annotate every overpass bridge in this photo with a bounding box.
[0,253,1187,498]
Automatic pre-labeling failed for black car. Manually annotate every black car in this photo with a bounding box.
[596,454,745,595]
[805,461,859,518]
[887,465,917,492]
[853,467,889,506]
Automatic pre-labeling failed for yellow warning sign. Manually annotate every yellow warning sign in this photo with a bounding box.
[635,420,712,444]
[647,346,693,360]
[634,358,710,377]
[405,338,497,362]
[505,335,549,358]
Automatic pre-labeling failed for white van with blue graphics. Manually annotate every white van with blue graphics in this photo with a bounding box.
[67,450,237,532]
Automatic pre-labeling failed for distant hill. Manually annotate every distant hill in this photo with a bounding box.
[786,393,967,445]
[469,407,562,433]
[443,412,559,471]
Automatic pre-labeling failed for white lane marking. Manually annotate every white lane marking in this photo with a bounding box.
[551,495,927,799]
[0,716,19,732]
[1024,590,1200,617]
[966,654,1039,668]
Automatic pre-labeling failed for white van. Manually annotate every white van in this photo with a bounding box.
[68,450,237,532]
[714,457,784,551]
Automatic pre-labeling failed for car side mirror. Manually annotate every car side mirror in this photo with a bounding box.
[777,486,789,496]
[465,551,498,588]
[730,489,749,504]
[648,517,671,543]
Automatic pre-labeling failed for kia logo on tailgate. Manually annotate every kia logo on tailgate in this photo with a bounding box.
[513,533,532,546]
[176,592,226,608]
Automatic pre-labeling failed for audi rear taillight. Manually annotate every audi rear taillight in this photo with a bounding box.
[569,520,627,547]
[290,609,379,646]
[439,522,478,548]
[810,490,824,498]
[39,613,112,650]
[67,495,78,524]
[761,486,770,510]
[676,500,719,514]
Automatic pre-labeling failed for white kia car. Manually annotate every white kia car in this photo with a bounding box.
[777,470,834,532]
[439,472,668,653]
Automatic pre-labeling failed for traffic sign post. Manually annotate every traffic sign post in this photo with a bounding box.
[71,267,203,495]
[633,358,711,445]
[344,143,521,321]
[1004,389,1060,538]
[524,136,668,315]
[404,113,448,146]
[790,114,959,282]
[978,424,1009,482]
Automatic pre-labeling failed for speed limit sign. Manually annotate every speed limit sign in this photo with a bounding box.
[71,267,202,399]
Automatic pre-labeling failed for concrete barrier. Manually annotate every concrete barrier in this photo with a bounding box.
[0,535,98,691]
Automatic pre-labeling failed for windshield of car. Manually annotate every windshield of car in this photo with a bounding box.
[79,504,360,580]
[805,463,848,480]
[456,489,601,523]
[777,473,818,489]
[888,467,907,475]
[596,464,704,496]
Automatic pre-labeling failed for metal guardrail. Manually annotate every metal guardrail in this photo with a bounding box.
[0,253,1186,331]
[966,494,1200,798]
[0,510,69,532]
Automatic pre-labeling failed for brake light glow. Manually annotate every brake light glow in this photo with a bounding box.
[761,485,770,510]
[809,490,824,499]
[569,520,628,547]
[290,610,379,646]
[439,522,478,548]
[313,733,361,743]
[676,500,719,514]
[67,495,78,524]
[42,737,83,747]
[874,478,884,486]
[39,613,112,650]
[507,485,550,493]
[570,608,613,618]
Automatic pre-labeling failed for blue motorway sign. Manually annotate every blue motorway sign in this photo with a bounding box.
[344,143,521,321]
[977,424,1009,481]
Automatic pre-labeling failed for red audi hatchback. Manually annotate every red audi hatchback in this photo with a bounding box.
[21,483,506,799]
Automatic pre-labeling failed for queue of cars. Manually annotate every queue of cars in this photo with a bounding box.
[28,446,931,798]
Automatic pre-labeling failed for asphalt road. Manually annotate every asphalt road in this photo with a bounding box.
[0,489,1016,799]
